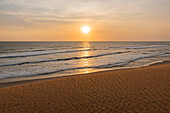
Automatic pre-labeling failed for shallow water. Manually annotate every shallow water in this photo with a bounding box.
[0,41,170,79]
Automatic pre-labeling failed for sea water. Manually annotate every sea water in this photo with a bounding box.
[0,41,169,79]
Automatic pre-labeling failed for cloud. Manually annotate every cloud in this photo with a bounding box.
[0,0,170,30]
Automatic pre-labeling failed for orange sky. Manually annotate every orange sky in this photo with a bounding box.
[0,0,170,41]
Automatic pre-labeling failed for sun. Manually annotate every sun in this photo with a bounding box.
[82,26,90,34]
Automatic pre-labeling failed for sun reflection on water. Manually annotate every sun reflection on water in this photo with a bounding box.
[80,42,93,73]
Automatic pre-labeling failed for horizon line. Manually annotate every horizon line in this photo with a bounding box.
[0,40,170,42]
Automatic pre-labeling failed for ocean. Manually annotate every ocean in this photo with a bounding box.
[0,41,170,80]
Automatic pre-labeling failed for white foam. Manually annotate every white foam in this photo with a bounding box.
[109,45,168,49]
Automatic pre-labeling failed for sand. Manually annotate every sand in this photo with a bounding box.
[0,63,170,113]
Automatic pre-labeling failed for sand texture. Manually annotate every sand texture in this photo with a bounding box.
[0,63,170,113]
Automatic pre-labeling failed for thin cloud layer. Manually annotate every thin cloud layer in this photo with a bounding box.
[0,0,170,41]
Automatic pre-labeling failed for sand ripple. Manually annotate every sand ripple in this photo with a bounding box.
[0,63,170,112]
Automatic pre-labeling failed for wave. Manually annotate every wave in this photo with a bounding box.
[0,51,130,67]
[109,45,168,49]
[0,49,56,54]
[95,53,170,69]
[3,53,169,79]
[0,49,91,59]
[19,48,57,52]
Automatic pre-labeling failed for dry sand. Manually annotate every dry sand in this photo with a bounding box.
[0,63,170,113]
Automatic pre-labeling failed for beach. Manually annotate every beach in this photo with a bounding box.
[1,0,170,112]
[0,62,169,112]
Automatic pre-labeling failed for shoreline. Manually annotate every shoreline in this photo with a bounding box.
[0,60,170,88]
[0,59,169,112]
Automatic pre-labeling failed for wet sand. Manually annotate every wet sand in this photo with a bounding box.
[0,63,170,112]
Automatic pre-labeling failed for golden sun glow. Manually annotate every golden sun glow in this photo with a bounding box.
[82,26,90,34]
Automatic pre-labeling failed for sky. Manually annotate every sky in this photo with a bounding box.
[0,0,170,41]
